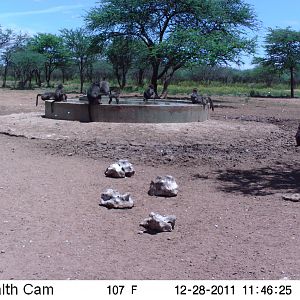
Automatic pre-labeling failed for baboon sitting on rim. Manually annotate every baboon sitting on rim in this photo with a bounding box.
[87,82,102,122]
[87,82,101,104]
[296,124,300,147]
[143,84,155,102]
[190,88,214,111]
[36,84,67,106]
[99,79,110,95]
[99,79,121,104]
[108,87,121,104]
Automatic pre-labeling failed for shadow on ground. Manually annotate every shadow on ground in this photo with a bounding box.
[216,163,300,196]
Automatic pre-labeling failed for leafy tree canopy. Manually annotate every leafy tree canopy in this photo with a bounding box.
[60,28,97,92]
[263,27,300,70]
[86,0,258,93]
[254,27,300,97]
[29,33,68,86]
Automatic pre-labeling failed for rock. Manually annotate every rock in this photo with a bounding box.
[148,175,178,197]
[117,159,135,177]
[100,189,134,209]
[282,193,300,202]
[296,124,300,146]
[104,159,135,178]
[140,212,176,233]
[105,163,126,178]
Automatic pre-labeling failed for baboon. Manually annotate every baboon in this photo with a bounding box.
[108,87,121,104]
[143,84,155,101]
[296,124,300,146]
[206,96,215,111]
[99,79,121,104]
[87,82,101,122]
[190,88,200,104]
[190,88,214,111]
[54,84,68,102]
[87,82,101,104]
[99,79,110,95]
[36,84,67,106]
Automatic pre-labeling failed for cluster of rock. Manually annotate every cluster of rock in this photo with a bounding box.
[101,159,178,233]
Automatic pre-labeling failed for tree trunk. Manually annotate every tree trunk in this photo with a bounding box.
[61,69,65,84]
[35,70,42,87]
[290,66,295,98]
[80,70,84,94]
[150,62,160,96]
[159,63,183,98]
[121,68,127,89]
[160,72,175,98]
[45,68,50,87]
[79,59,84,93]
[2,64,8,88]
[137,68,144,86]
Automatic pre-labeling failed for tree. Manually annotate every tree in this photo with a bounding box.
[29,33,67,87]
[0,26,12,48]
[255,27,300,98]
[11,49,45,89]
[106,37,138,88]
[60,28,96,93]
[85,0,257,95]
[1,31,29,87]
[1,26,14,87]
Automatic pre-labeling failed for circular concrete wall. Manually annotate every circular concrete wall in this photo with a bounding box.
[44,99,210,123]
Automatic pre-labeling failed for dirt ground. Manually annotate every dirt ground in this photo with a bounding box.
[0,88,299,280]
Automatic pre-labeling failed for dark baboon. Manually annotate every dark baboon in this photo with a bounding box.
[206,96,214,111]
[54,84,67,102]
[143,84,155,101]
[36,84,67,106]
[36,91,55,106]
[190,88,214,111]
[296,124,300,146]
[99,79,110,95]
[99,79,121,104]
[108,86,121,104]
[87,82,101,122]
[87,82,101,104]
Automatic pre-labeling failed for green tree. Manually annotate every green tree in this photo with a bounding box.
[11,49,46,89]
[29,33,67,87]
[0,26,12,48]
[86,0,257,95]
[255,27,300,98]
[250,65,279,87]
[106,37,138,88]
[1,31,29,87]
[60,28,96,93]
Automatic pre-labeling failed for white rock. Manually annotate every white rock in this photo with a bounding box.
[117,159,135,177]
[295,124,300,146]
[104,163,126,178]
[282,193,300,202]
[140,212,176,233]
[100,189,134,209]
[104,160,135,178]
[148,175,178,197]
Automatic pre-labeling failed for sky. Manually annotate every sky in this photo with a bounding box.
[0,0,96,35]
[1,0,300,68]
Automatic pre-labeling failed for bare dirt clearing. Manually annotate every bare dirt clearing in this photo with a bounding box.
[0,89,299,280]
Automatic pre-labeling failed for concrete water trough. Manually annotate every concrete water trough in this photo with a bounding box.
[44,98,210,123]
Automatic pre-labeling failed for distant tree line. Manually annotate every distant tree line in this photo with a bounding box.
[1,1,300,97]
